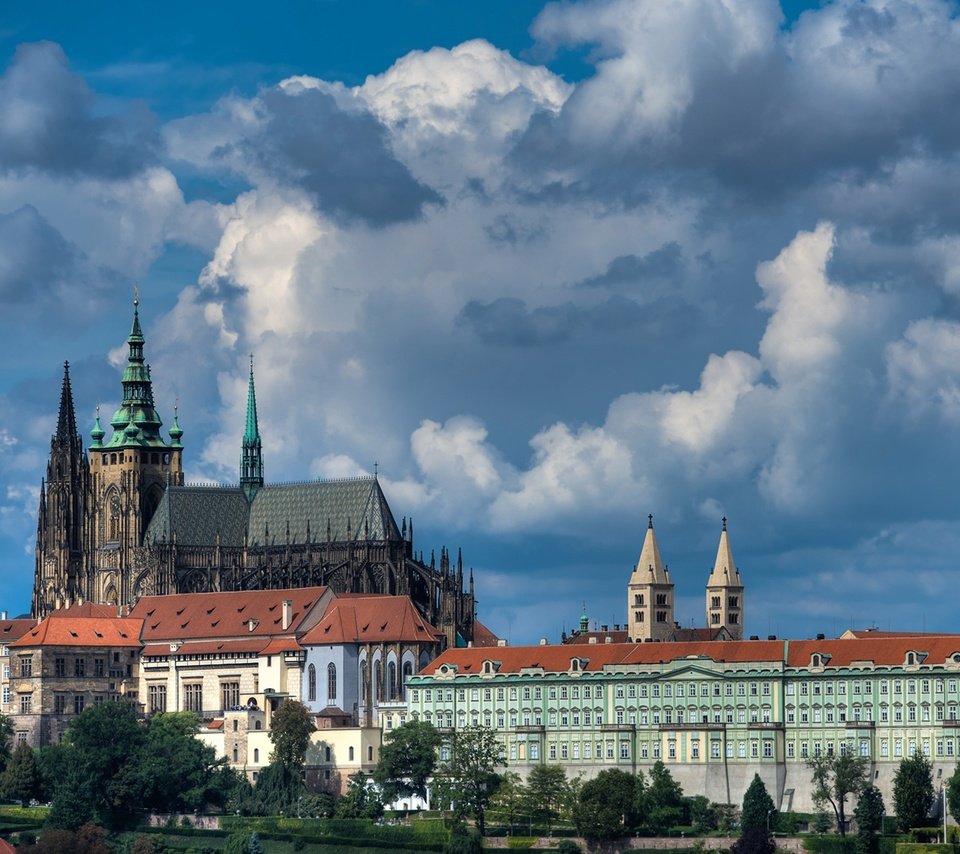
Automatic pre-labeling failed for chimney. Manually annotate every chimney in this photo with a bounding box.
[1,610,7,620]
[588,637,597,645]
[540,638,547,646]
[497,639,507,647]
[604,636,612,644]
[282,600,292,631]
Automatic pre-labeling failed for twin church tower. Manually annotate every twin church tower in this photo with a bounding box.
[627,515,744,641]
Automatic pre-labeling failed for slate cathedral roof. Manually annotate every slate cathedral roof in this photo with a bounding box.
[143,475,402,548]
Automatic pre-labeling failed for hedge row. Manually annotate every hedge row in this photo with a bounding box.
[220,814,447,843]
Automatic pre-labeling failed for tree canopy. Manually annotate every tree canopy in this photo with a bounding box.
[893,752,934,832]
[574,768,640,840]
[434,725,503,836]
[269,700,316,772]
[644,760,686,834]
[854,785,885,854]
[808,750,868,836]
[373,719,441,804]
[741,773,776,834]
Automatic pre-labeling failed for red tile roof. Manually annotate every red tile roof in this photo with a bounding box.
[472,620,502,648]
[12,616,143,649]
[130,587,329,641]
[300,595,442,645]
[0,618,36,644]
[787,636,960,667]
[564,630,629,645]
[420,638,787,675]
[144,638,269,656]
[841,629,960,639]
[46,602,119,618]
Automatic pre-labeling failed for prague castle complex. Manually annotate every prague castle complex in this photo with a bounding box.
[17,296,960,816]
[32,299,476,647]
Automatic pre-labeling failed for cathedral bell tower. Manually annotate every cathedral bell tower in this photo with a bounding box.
[87,294,184,606]
[33,362,90,617]
[705,517,744,639]
[627,515,674,642]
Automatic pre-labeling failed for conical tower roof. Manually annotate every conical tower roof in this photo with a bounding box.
[707,517,742,587]
[630,515,670,584]
[240,355,264,496]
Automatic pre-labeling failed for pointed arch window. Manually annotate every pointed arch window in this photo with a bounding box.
[328,663,337,702]
[308,664,316,701]
[360,661,368,704]
[402,661,413,696]
[388,662,397,700]
[375,661,382,703]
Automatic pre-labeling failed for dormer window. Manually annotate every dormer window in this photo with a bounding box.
[904,650,927,667]
[811,653,831,668]
[570,658,582,672]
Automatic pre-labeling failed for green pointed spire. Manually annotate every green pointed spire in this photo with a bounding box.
[169,399,183,448]
[107,291,167,448]
[240,354,263,498]
[90,405,105,448]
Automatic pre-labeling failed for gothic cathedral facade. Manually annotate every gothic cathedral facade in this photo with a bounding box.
[34,299,476,648]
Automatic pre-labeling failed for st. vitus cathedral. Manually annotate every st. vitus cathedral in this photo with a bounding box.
[33,298,476,647]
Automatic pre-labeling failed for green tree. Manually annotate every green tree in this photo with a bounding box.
[445,820,483,854]
[946,761,960,824]
[0,741,42,803]
[730,827,776,854]
[689,795,717,833]
[373,719,441,805]
[335,771,383,819]
[269,700,316,772]
[137,712,231,812]
[644,760,686,833]
[63,700,145,828]
[487,772,528,833]
[893,752,934,832]
[573,768,639,840]
[808,751,869,836]
[247,762,305,816]
[527,764,569,827]
[434,725,504,835]
[854,785,885,854]
[0,713,12,774]
[46,753,95,830]
[741,773,776,833]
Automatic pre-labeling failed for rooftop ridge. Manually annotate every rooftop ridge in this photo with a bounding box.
[262,475,376,487]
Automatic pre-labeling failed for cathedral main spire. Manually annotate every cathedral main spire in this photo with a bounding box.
[240,355,264,499]
[107,292,165,447]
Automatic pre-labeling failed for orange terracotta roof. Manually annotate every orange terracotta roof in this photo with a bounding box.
[206,719,224,730]
[300,595,442,645]
[0,838,15,854]
[0,619,36,643]
[144,638,269,656]
[130,587,328,641]
[420,638,787,675]
[46,602,118,618]
[787,636,960,667]
[12,616,143,649]
[261,637,303,654]
[472,620,502,647]
[841,629,960,639]
[564,630,629,645]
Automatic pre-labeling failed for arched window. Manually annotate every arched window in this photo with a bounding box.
[308,664,317,702]
[402,661,413,695]
[328,663,337,702]
[360,661,367,703]
[388,662,397,700]
[254,748,259,762]
[349,746,355,761]
[375,661,382,703]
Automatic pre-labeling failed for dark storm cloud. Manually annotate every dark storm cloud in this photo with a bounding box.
[0,205,79,303]
[457,294,697,346]
[577,242,683,289]
[512,0,960,213]
[0,42,159,178]
[245,87,442,226]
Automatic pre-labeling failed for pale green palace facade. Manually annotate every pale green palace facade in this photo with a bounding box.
[399,633,960,814]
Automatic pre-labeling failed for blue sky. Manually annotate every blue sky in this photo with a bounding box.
[3,0,960,644]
